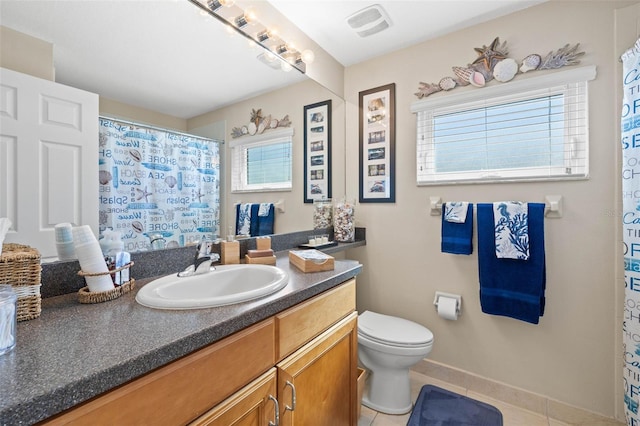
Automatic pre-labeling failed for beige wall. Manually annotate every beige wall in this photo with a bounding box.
[0,26,54,81]
[188,79,345,236]
[344,0,627,419]
[99,97,187,132]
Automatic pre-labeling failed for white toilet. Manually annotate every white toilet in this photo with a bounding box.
[357,310,434,415]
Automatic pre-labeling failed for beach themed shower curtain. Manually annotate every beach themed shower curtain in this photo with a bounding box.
[98,117,221,252]
[622,38,640,424]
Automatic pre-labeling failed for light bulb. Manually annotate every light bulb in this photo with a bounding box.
[244,6,257,24]
[264,51,276,62]
[281,60,293,72]
[301,49,315,64]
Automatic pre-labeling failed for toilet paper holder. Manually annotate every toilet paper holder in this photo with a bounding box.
[433,291,462,316]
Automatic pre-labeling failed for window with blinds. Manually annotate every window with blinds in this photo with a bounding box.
[411,65,596,185]
[230,128,293,192]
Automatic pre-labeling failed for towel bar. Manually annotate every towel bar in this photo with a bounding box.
[429,195,563,218]
[234,200,285,214]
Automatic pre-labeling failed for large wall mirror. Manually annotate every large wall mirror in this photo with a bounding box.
[0,0,346,256]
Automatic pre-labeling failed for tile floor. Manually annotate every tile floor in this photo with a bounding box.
[357,370,623,426]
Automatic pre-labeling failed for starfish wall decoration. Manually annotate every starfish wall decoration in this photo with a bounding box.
[230,109,292,138]
[414,37,584,99]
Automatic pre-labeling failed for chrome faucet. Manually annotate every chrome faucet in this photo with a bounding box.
[177,238,220,277]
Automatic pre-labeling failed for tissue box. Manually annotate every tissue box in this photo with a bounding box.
[288,250,334,273]
[0,243,42,321]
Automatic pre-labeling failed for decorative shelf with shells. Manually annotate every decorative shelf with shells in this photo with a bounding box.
[230,108,292,139]
[414,37,585,99]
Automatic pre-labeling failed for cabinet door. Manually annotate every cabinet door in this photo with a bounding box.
[192,368,279,426]
[277,312,358,426]
[0,67,98,257]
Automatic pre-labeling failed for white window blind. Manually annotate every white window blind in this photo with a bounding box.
[230,128,293,192]
[411,65,596,185]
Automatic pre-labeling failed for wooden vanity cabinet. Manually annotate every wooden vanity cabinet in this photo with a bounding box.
[41,279,357,426]
[193,280,358,426]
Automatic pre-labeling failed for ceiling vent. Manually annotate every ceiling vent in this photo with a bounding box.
[346,4,392,38]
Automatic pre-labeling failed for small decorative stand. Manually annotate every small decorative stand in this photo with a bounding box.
[77,262,135,304]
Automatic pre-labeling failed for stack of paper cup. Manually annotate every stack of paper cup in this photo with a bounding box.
[54,223,76,260]
[72,226,114,293]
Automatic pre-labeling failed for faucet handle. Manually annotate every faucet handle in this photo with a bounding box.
[197,238,212,257]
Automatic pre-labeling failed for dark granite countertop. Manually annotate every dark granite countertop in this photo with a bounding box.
[0,252,362,425]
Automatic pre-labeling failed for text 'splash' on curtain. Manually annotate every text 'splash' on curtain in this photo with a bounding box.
[98,117,221,252]
[622,38,640,425]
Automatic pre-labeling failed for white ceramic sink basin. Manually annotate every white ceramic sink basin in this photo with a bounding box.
[136,264,289,310]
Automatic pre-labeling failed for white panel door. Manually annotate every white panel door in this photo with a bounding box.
[0,67,98,257]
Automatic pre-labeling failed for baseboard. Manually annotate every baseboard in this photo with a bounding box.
[411,359,624,425]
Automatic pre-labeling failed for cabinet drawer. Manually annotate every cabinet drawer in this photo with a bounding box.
[276,279,355,360]
[43,318,275,426]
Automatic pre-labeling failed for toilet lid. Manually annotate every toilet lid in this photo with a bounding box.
[358,311,433,346]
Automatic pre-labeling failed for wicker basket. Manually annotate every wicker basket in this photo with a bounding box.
[0,243,42,321]
[77,262,135,304]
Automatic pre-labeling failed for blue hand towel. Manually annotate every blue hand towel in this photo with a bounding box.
[477,203,545,324]
[441,203,473,255]
[256,203,274,236]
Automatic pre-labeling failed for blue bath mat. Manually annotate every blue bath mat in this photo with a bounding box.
[407,385,503,426]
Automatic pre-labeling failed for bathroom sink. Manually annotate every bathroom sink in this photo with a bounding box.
[135,264,289,310]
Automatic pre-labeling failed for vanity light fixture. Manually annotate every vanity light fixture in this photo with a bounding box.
[187,0,313,74]
[256,29,270,42]
[233,7,256,28]
[275,44,288,55]
[206,0,234,12]
[233,13,250,28]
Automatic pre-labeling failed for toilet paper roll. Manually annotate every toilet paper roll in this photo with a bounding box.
[437,296,459,320]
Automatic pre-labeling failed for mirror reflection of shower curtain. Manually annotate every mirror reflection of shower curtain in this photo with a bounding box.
[98,117,221,252]
[621,39,640,424]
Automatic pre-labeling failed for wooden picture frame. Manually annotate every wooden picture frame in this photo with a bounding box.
[303,100,332,203]
[359,83,395,203]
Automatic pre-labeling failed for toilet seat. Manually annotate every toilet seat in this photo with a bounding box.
[358,310,433,348]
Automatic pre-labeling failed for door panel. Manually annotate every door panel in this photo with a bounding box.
[0,67,98,256]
